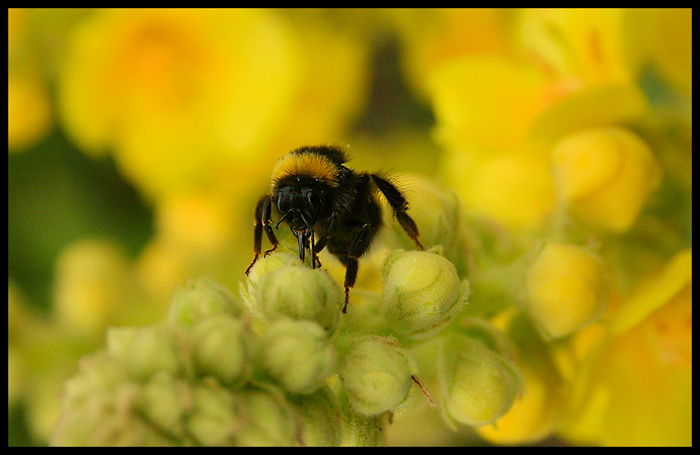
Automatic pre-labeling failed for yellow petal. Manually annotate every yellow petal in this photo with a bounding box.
[611,250,691,335]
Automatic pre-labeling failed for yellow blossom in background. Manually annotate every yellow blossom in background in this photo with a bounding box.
[53,239,131,337]
[8,72,52,150]
[624,8,692,97]
[517,8,633,86]
[552,127,662,232]
[441,147,556,230]
[57,9,371,202]
[428,57,556,229]
[525,243,607,339]
[426,8,664,231]
[562,250,691,446]
[269,11,370,153]
[8,8,52,150]
[429,56,548,151]
[155,190,237,257]
[388,8,511,99]
[58,8,303,199]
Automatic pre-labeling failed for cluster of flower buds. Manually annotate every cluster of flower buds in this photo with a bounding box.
[50,177,545,447]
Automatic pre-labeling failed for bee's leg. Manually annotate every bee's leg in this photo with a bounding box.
[245,195,277,275]
[313,212,337,268]
[340,223,370,313]
[342,258,358,313]
[370,174,424,250]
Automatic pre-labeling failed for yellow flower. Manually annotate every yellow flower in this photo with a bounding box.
[58,9,303,199]
[268,12,370,153]
[53,239,131,337]
[562,250,691,446]
[8,72,52,150]
[477,311,564,444]
[476,361,561,444]
[155,190,237,257]
[388,8,510,98]
[552,126,662,232]
[525,243,607,339]
[429,56,548,151]
[8,9,52,150]
[517,9,633,86]
[442,148,556,229]
[428,55,560,229]
[624,8,692,96]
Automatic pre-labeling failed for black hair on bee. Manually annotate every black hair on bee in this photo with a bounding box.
[245,145,424,313]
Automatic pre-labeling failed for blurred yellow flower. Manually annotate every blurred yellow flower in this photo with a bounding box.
[268,13,370,153]
[552,126,662,232]
[388,8,511,98]
[8,8,52,150]
[476,361,561,444]
[428,56,557,229]
[58,9,303,199]
[53,239,131,337]
[525,243,607,339]
[156,190,237,257]
[517,8,632,86]
[57,9,371,202]
[625,8,692,96]
[426,9,661,231]
[562,250,691,446]
[442,149,556,229]
[429,56,548,151]
[8,72,52,150]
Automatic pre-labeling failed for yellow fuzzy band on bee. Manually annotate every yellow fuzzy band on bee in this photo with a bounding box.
[271,152,340,187]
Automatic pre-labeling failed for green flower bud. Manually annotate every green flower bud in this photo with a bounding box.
[169,277,242,327]
[52,353,175,446]
[106,325,180,380]
[260,319,337,394]
[438,332,523,428]
[191,315,253,388]
[239,252,303,314]
[288,386,342,447]
[384,175,472,276]
[252,264,342,334]
[185,382,238,446]
[383,250,469,337]
[235,386,297,446]
[141,372,193,441]
[339,338,414,416]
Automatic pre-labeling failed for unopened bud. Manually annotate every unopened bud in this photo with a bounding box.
[339,338,414,416]
[252,264,342,333]
[526,243,607,339]
[169,277,241,327]
[552,126,661,232]
[439,333,523,428]
[288,386,342,446]
[261,319,337,394]
[235,386,297,446]
[191,315,253,388]
[106,325,180,379]
[383,250,469,337]
[185,382,238,446]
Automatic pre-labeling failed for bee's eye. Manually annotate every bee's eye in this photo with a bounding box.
[305,189,320,208]
[276,188,294,213]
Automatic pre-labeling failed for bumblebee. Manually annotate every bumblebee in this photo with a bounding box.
[245,145,424,312]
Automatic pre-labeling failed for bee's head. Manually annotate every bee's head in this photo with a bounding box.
[275,184,322,233]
